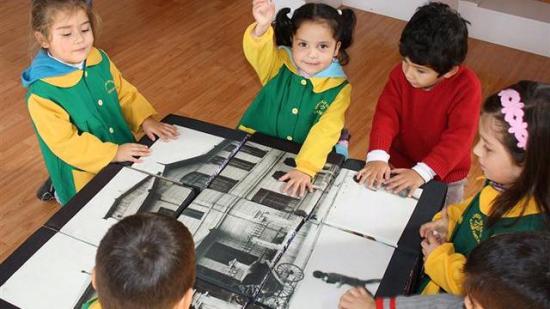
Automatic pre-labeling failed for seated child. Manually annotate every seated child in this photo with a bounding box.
[23,0,178,204]
[84,213,196,309]
[417,80,550,295]
[239,1,356,197]
[338,231,550,309]
[357,2,481,205]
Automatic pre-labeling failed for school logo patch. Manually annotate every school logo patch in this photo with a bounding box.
[469,213,484,243]
[105,80,116,94]
[314,100,329,115]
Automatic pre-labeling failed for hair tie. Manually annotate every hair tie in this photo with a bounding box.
[498,89,528,150]
[337,9,342,15]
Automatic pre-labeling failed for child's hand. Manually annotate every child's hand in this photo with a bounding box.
[113,143,151,163]
[384,168,424,197]
[141,117,179,142]
[279,169,313,198]
[338,287,376,309]
[252,0,275,36]
[356,161,391,189]
[421,231,445,262]
[419,207,449,240]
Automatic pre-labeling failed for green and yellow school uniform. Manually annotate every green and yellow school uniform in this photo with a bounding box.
[240,23,352,177]
[81,298,101,309]
[25,48,156,205]
[420,184,546,295]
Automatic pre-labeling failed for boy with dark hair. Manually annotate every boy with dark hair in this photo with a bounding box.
[83,213,196,309]
[357,2,482,205]
[338,231,550,309]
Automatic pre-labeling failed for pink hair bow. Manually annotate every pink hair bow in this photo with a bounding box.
[498,89,528,150]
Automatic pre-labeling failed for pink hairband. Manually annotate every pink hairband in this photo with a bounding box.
[498,89,528,150]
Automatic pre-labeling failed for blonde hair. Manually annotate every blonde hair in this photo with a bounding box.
[29,0,100,54]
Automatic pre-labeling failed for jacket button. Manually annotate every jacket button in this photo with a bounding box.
[98,99,103,106]
[109,127,114,134]
[84,71,88,77]
[291,108,298,115]
[287,136,293,141]
[300,79,307,86]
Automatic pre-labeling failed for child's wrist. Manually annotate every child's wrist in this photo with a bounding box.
[253,23,270,37]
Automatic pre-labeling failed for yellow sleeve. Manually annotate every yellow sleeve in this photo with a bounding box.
[424,243,466,295]
[295,84,351,177]
[432,196,474,240]
[243,23,285,85]
[28,94,118,174]
[109,59,157,134]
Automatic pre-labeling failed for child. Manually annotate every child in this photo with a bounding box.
[22,0,178,205]
[338,231,550,309]
[356,2,481,205]
[416,80,550,295]
[239,1,356,197]
[84,213,196,309]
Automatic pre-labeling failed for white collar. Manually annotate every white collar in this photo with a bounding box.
[47,51,84,70]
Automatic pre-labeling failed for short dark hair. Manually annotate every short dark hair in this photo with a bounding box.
[274,3,356,65]
[399,2,469,75]
[464,232,550,309]
[95,213,195,309]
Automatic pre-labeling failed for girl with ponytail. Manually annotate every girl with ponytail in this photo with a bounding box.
[239,0,356,197]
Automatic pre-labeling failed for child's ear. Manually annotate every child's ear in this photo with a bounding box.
[443,66,460,79]
[334,41,342,58]
[34,31,50,49]
[174,288,193,309]
[91,267,97,290]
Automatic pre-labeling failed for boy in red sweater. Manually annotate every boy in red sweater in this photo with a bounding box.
[357,2,481,205]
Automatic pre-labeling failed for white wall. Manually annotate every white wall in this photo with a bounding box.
[342,0,550,57]
[274,0,306,15]
[459,1,550,56]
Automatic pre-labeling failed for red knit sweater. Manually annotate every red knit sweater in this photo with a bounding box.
[368,64,481,183]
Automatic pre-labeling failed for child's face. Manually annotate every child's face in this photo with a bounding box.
[473,114,523,186]
[464,294,484,309]
[291,21,341,76]
[401,58,443,89]
[37,8,94,65]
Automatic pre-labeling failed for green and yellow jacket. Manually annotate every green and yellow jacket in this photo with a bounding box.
[239,23,352,177]
[23,48,156,205]
[421,184,546,295]
[81,298,101,309]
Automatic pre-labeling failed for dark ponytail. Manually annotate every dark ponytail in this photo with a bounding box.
[274,7,294,47]
[273,3,356,65]
[336,8,356,65]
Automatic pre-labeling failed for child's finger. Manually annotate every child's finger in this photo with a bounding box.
[345,287,362,297]
[283,180,296,197]
[374,171,384,188]
[279,173,290,182]
[421,238,428,249]
[383,167,391,181]
[306,181,314,193]
[384,176,404,191]
[146,132,157,141]
[289,182,299,197]
[407,183,420,198]
[366,171,377,188]
[420,222,436,238]
[299,182,306,198]
[393,182,411,195]
[357,287,369,296]
[358,170,370,185]
[163,123,179,135]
